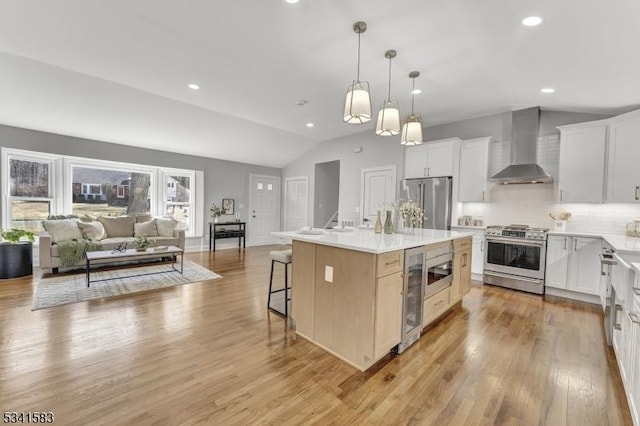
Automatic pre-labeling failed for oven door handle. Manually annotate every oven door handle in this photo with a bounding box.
[485,236,546,247]
[484,271,543,284]
[425,253,453,268]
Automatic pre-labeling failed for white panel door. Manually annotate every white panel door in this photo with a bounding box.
[249,174,281,244]
[558,125,607,202]
[568,237,602,295]
[404,145,428,178]
[458,138,490,201]
[426,141,455,177]
[361,166,397,225]
[607,112,640,202]
[545,236,570,289]
[284,176,308,231]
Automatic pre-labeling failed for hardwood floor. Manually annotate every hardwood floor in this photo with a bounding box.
[0,245,632,425]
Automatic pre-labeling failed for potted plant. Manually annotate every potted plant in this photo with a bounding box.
[135,234,151,251]
[0,228,36,279]
[210,203,222,223]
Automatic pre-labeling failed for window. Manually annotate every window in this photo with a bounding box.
[162,171,194,231]
[4,153,56,233]
[70,165,151,218]
[2,148,203,237]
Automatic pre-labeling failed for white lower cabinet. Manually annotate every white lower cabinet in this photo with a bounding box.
[629,293,640,426]
[545,236,601,295]
[450,227,484,277]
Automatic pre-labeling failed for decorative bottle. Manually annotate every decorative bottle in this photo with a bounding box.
[374,210,383,233]
[384,210,394,234]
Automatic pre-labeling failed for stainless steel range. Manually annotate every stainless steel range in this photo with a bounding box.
[483,224,548,295]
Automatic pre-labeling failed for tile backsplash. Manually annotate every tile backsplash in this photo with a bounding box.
[459,136,640,234]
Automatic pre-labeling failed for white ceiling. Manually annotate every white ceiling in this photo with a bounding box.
[0,0,638,168]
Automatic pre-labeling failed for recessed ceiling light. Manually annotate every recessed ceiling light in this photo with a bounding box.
[188,84,200,90]
[411,89,422,95]
[522,16,543,27]
[541,87,555,94]
[285,0,299,3]
[306,122,314,128]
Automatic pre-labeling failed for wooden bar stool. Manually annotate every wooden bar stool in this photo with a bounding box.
[268,249,292,317]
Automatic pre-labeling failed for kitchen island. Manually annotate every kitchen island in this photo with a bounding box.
[272,228,472,371]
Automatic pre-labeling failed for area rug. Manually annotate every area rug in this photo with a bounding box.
[32,261,222,310]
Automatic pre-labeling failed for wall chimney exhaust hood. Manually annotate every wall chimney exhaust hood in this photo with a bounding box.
[490,107,553,184]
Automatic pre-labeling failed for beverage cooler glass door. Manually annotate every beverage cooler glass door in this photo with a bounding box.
[485,237,545,279]
[402,247,425,340]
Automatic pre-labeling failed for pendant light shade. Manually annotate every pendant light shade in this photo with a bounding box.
[343,21,372,124]
[401,71,424,145]
[376,50,400,136]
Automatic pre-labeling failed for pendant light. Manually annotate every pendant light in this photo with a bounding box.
[343,21,372,124]
[401,71,424,145]
[376,50,400,136]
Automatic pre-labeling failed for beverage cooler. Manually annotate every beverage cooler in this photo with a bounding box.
[398,246,425,353]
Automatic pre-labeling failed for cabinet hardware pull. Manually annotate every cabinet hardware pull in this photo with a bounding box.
[633,288,640,296]
[615,304,623,330]
[427,167,431,176]
[560,189,563,201]
[424,167,428,176]
[480,241,484,251]
[574,239,578,251]
[563,238,567,250]
[384,260,399,266]
[629,312,640,325]
[462,253,467,267]
[636,186,639,201]
[482,191,485,201]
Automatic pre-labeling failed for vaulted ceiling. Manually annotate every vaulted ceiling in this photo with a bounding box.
[0,0,638,167]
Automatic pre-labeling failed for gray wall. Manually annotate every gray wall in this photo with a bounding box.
[282,109,612,226]
[0,124,280,246]
[313,160,340,228]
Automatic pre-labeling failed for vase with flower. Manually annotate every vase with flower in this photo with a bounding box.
[210,203,222,223]
[399,200,426,232]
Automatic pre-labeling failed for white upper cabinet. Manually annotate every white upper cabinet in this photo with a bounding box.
[557,122,608,202]
[607,110,640,202]
[458,137,490,202]
[404,138,458,179]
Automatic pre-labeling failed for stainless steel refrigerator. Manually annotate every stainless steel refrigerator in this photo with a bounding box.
[401,177,453,230]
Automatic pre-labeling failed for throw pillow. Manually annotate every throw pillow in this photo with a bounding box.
[78,221,106,241]
[134,220,159,237]
[135,213,153,223]
[98,216,135,238]
[42,219,83,243]
[156,217,178,237]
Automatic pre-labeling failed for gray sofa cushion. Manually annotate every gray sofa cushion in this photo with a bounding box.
[98,216,135,238]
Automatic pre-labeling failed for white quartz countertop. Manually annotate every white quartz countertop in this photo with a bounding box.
[272,228,471,254]
[548,231,640,255]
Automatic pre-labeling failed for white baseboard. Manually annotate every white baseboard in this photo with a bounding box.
[544,287,600,305]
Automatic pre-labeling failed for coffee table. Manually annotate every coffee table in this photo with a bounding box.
[85,246,184,287]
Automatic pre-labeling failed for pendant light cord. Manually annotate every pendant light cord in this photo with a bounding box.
[356,31,361,83]
[411,78,416,114]
[387,56,392,101]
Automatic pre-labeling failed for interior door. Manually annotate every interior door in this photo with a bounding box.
[249,175,281,244]
[284,176,308,231]
[361,166,397,225]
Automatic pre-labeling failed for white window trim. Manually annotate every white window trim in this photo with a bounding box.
[2,148,203,237]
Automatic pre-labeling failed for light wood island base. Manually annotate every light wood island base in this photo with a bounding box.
[291,235,473,371]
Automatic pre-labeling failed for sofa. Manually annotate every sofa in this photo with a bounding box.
[39,214,186,273]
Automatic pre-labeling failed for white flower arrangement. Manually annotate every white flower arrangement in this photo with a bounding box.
[398,200,426,227]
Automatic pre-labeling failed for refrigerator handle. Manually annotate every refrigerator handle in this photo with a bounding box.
[444,178,452,230]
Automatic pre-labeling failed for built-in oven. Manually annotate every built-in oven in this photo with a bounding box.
[484,236,546,295]
[424,244,453,297]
